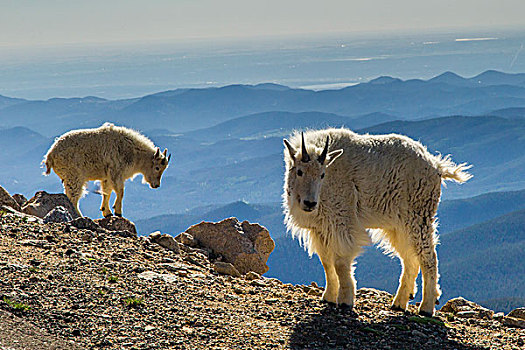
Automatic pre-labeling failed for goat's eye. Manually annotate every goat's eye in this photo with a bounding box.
[155,167,160,171]
[321,173,325,179]
[297,169,303,176]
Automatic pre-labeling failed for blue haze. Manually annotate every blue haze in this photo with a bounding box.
[1,29,525,100]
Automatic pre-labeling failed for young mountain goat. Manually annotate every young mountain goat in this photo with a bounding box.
[283,128,471,316]
[43,123,171,217]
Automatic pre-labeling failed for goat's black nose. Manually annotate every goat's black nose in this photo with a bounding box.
[303,200,317,209]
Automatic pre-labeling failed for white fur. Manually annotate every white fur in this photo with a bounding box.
[43,123,170,217]
[283,128,471,316]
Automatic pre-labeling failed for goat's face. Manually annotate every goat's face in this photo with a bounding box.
[144,148,171,189]
[284,133,343,214]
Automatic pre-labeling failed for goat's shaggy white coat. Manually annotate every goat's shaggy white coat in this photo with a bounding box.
[283,128,471,316]
[43,123,170,217]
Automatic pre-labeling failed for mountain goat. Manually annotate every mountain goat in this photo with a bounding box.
[283,128,471,316]
[43,123,171,217]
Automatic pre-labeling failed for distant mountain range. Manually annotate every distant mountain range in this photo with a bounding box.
[2,70,525,136]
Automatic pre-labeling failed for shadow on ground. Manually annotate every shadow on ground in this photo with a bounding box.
[288,304,484,350]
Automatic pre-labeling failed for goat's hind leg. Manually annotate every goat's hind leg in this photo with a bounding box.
[63,178,85,217]
[418,245,440,317]
[391,235,420,312]
[99,180,113,218]
[409,220,440,316]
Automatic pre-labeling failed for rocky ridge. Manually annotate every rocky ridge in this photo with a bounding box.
[0,188,524,349]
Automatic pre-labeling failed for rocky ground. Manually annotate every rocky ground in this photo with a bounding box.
[1,211,524,350]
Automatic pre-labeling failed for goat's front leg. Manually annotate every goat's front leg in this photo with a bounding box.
[318,254,338,304]
[334,252,359,308]
[112,181,125,217]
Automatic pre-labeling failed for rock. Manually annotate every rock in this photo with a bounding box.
[176,232,198,247]
[508,308,525,320]
[244,271,261,281]
[12,194,27,208]
[149,232,180,254]
[502,316,525,329]
[456,311,478,318]
[493,312,505,321]
[21,191,79,219]
[411,330,428,338]
[137,271,177,283]
[43,206,73,224]
[1,205,43,224]
[251,279,266,287]
[95,216,137,235]
[441,297,480,314]
[19,240,50,248]
[307,288,322,296]
[186,217,275,275]
[0,186,20,211]
[213,262,241,277]
[149,231,161,241]
[441,297,494,320]
[69,217,102,232]
[240,221,275,264]
[478,307,494,320]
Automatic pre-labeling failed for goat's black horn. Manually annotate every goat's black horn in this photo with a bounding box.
[167,154,171,163]
[301,132,310,162]
[318,136,330,164]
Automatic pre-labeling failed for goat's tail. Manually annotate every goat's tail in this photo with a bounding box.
[435,154,473,183]
[42,156,52,176]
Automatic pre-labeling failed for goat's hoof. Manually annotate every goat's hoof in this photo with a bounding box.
[418,310,434,317]
[115,213,122,217]
[103,213,113,218]
[339,303,353,310]
[321,299,337,306]
[339,304,357,316]
[409,294,415,300]
[391,305,406,312]
[435,299,440,305]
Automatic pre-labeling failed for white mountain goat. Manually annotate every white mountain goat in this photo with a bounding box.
[43,123,171,217]
[283,128,471,316]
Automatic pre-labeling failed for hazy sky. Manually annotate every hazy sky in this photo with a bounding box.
[1,0,525,47]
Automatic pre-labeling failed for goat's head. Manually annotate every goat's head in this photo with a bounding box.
[143,147,171,189]
[283,132,343,213]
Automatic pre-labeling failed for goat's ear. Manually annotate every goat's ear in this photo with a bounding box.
[283,139,296,161]
[154,147,160,159]
[326,149,343,167]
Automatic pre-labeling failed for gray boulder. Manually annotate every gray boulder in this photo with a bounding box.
[508,308,525,320]
[186,217,275,275]
[441,297,494,320]
[213,262,241,277]
[69,217,102,232]
[43,206,73,224]
[0,186,20,212]
[12,194,27,208]
[95,216,137,235]
[22,191,79,219]
[149,231,180,253]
